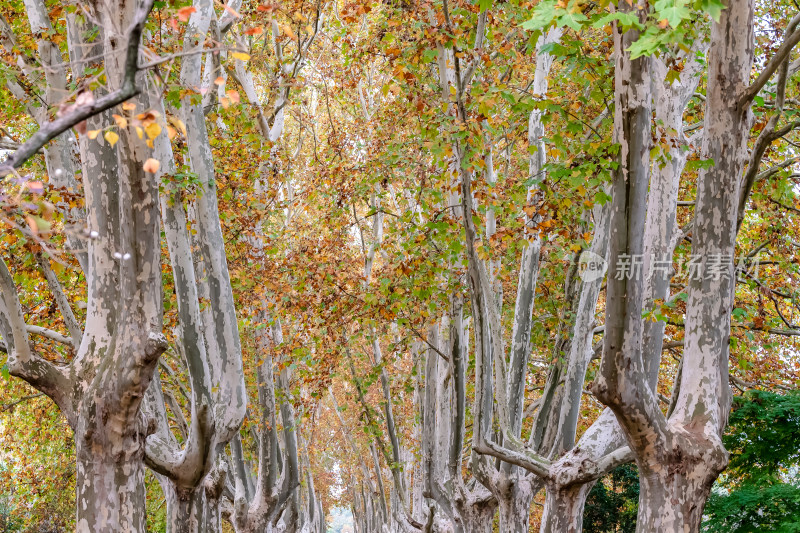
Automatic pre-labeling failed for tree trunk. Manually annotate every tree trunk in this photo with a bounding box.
[539,482,593,533]
[75,424,148,532]
[165,486,203,533]
[454,489,496,533]
[635,440,726,531]
[496,477,537,533]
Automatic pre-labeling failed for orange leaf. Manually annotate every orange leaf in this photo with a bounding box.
[25,216,38,235]
[112,114,128,128]
[177,6,196,22]
[143,158,160,173]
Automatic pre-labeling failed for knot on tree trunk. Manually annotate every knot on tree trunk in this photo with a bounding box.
[144,331,168,362]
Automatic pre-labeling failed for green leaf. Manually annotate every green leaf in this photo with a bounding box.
[591,11,643,30]
[557,10,588,31]
[664,69,682,85]
[521,0,557,31]
[655,0,691,27]
[699,0,725,22]
[627,28,663,59]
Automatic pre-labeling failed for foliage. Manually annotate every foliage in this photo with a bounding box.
[583,463,639,533]
[704,390,800,533]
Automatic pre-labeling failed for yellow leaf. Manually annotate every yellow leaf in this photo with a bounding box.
[104,131,120,147]
[143,158,160,173]
[167,126,177,140]
[231,51,250,61]
[168,116,187,136]
[145,122,162,140]
[87,130,101,139]
[122,102,136,111]
[135,126,144,140]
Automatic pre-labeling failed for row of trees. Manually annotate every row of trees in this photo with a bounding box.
[0,0,799,531]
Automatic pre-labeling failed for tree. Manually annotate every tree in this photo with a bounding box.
[0,1,169,529]
[592,1,800,528]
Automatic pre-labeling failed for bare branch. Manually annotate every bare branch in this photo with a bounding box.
[473,436,552,479]
[741,12,800,104]
[1,393,44,412]
[35,253,82,346]
[737,38,800,231]
[26,325,73,346]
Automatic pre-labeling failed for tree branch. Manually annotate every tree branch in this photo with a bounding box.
[473,435,552,479]
[0,0,155,177]
[25,325,73,346]
[741,12,800,104]
[35,252,82,347]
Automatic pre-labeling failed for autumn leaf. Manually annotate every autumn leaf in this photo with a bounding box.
[143,158,160,173]
[177,6,196,22]
[104,131,120,147]
[231,51,250,61]
[168,116,187,136]
[145,122,162,140]
[26,181,44,194]
[112,114,128,128]
[283,25,298,41]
